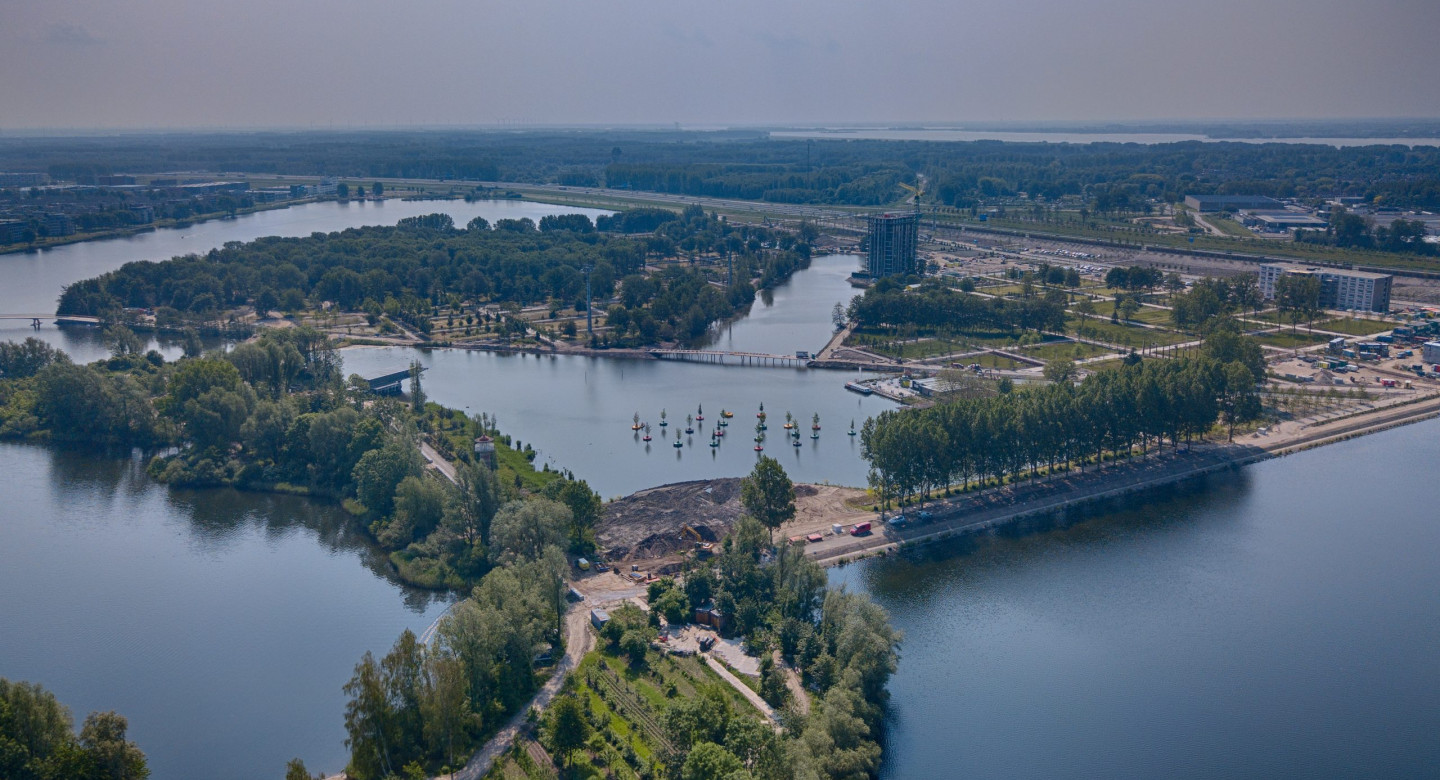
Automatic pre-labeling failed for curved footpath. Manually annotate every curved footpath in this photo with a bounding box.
[805,392,1440,566]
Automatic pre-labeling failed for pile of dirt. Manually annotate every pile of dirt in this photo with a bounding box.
[598,478,744,563]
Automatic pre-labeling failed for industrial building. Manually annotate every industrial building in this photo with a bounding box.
[865,212,920,278]
[1242,211,1328,231]
[1258,263,1392,313]
[1184,194,1283,212]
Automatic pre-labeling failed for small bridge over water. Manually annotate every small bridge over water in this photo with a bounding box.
[363,365,428,395]
[0,313,104,327]
[649,349,810,368]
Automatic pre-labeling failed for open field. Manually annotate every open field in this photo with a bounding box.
[1019,340,1114,362]
[1125,305,1180,326]
[1207,216,1256,238]
[1314,317,1395,336]
[1255,329,1333,349]
[1066,315,1192,348]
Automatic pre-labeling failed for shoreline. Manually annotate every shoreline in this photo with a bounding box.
[800,392,1440,567]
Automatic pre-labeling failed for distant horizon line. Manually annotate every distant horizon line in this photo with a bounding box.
[2,117,1439,138]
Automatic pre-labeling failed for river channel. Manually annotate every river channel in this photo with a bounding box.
[4,199,1439,779]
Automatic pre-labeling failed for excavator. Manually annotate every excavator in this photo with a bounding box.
[680,524,714,558]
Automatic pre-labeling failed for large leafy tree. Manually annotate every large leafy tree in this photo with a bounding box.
[740,456,795,544]
[544,695,589,768]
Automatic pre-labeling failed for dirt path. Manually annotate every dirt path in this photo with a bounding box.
[776,651,810,715]
[440,604,594,780]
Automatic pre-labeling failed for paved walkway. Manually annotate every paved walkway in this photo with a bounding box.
[419,440,458,485]
[439,605,594,780]
[703,655,780,728]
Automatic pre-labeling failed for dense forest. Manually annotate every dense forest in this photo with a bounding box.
[0,677,149,780]
[4,130,1438,211]
[0,329,602,591]
[55,206,813,349]
[861,329,1266,507]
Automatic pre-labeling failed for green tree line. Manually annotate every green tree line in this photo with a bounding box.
[1,678,149,780]
[861,342,1263,508]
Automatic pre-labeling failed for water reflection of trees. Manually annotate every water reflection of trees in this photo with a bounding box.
[853,469,1255,604]
[39,443,446,611]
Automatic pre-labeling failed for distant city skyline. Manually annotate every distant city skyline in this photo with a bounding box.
[2,0,1437,130]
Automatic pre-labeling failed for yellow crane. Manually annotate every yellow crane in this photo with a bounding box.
[898,179,926,206]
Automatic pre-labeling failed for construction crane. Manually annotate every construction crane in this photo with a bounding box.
[898,179,926,207]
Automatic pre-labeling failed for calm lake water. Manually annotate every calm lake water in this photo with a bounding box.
[0,198,611,363]
[6,192,1440,780]
[0,442,450,780]
[835,419,1440,779]
[771,128,1440,148]
[337,254,890,499]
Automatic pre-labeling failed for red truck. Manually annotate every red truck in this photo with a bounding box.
[850,522,872,536]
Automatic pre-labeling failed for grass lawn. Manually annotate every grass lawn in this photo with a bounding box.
[1067,315,1191,348]
[1122,305,1180,326]
[1255,329,1332,349]
[977,283,1026,296]
[1313,317,1394,336]
[1019,340,1114,362]
[1207,216,1255,237]
[848,328,1041,358]
[1241,309,1290,325]
[1083,358,1131,372]
[959,352,1028,370]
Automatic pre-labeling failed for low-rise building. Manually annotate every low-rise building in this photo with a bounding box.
[1258,262,1392,313]
[0,219,29,244]
[0,172,46,187]
[1184,194,1283,212]
[1422,342,1440,365]
[1243,211,1328,231]
[42,213,75,237]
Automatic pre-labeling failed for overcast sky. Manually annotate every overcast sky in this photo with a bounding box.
[2,0,1436,130]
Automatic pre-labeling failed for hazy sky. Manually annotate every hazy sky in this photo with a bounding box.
[2,0,1437,129]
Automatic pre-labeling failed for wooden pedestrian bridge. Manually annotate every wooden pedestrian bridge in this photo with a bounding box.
[0,313,103,327]
[648,348,811,368]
